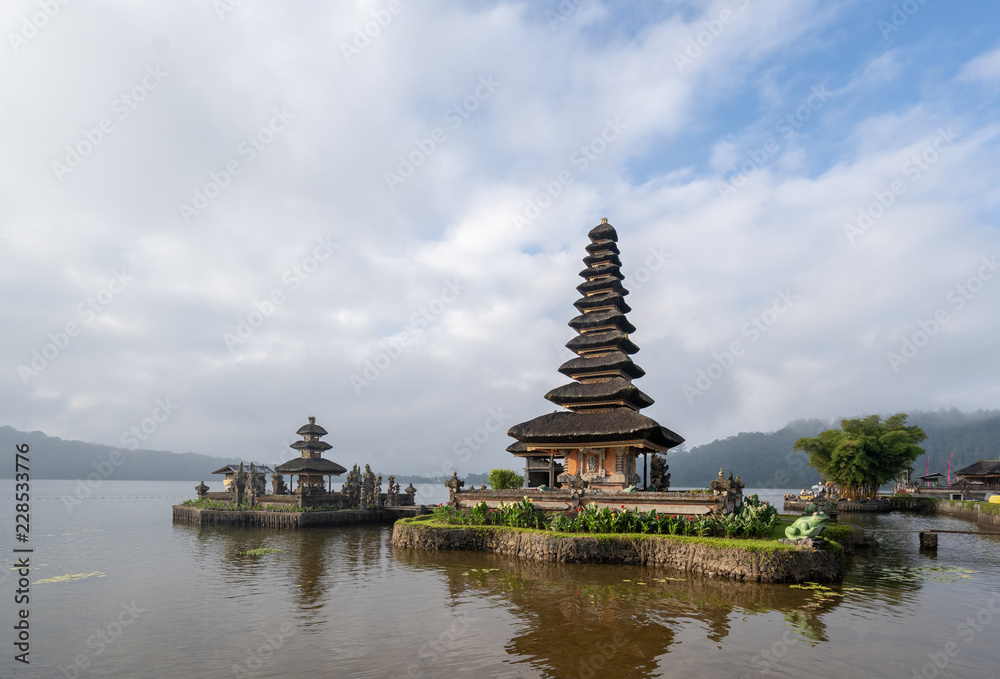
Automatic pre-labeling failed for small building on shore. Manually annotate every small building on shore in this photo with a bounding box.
[954,459,1000,488]
[211,463,275,489]
[916,472,946,488]
[506,220,684,490]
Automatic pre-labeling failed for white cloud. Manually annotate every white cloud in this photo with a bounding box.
[958,45,1000,84]
[1,1,998,475]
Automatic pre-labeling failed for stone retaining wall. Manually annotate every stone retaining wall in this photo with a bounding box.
[172,505,425,528]
[784,499,890,513]
[889,497,1000,528]
[391,521,843,583]
[933,500,1000,528]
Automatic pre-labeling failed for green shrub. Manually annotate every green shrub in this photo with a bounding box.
[469,501,490,524]
[494,498,547,528]
[434,496,782,541]
[432,504,465,524]
[488,469,524,490]
[822,523,855,551]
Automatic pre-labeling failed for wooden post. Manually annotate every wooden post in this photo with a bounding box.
[643,451,648,489]
[549,454,555,488]
[919,532,938,550]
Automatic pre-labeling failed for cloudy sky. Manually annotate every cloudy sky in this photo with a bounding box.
[3,0,999,476]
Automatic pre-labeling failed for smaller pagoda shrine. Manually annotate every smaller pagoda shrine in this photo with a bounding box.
[276,416,347,493]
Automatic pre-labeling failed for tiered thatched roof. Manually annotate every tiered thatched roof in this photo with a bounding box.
[507,220,683,456]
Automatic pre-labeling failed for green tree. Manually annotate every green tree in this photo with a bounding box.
[488,468,524,490]
[793,413,926,500]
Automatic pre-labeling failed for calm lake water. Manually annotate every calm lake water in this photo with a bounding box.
[2,481,999,678]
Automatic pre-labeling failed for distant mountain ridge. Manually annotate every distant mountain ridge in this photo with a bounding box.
[0,425,488,485]
[0,426,241,481]
[3,408,998,485]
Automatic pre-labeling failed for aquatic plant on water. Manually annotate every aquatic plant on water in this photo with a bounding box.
[240,548,282,556]
[35,571,106,584]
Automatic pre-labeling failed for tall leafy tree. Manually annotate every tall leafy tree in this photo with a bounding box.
[793,414,926,499]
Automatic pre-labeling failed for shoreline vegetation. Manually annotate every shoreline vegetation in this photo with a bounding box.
[433,495,783,540]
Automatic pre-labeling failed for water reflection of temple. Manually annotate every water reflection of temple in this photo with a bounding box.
[176,525,336,622]
[177,522,402,626]
[393,547,841,678]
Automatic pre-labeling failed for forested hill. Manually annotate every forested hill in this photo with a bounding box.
[667,419,827,489]
[906,409,1000,472]
[668,409,1000,488]
[0,424,487,484]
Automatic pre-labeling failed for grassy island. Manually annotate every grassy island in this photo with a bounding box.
[392,500,853,583]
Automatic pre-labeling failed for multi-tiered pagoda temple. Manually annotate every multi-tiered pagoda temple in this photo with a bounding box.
[276,416,347,492]
[507,219,684,490]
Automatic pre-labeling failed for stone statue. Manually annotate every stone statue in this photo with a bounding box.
[246,463,257,506]
[195,480,209,498]
[232,462,247,506]
[784,512,830,540]
[249,463,266,498]
[272,473,288,495]
[709,468,728,495]
[387,476,399,506]
[444,469,465,507]
[374,474,383,508]
[649,455,670,492]
[361,464,376,510]
[342,464,362,507]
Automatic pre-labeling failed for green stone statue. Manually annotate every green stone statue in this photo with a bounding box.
[784,512,830,540]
